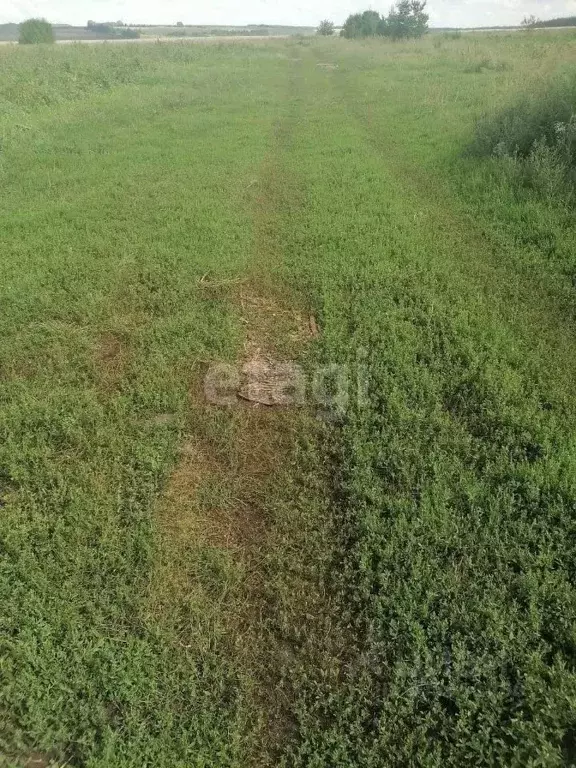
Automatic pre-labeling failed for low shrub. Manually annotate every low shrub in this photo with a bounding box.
[472,72,576,157]
[470,71,576,200]
[87,23,115,36]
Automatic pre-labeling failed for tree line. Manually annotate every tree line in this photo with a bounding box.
[318,2,429,39]
[522,14,576,28]
[17,17,141,43]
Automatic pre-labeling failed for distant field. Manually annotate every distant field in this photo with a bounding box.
[133,24,315,37]
[0,24,113,41]
[0,22,315,42]
[2,31,576,767]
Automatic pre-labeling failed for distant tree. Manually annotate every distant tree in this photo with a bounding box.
[384,1,429,39]
[360,9,381,35]
[378,15,390,36]
[87,20,95,28]
[177,21,184,27]
[341,5,427,39]
[89,23,115,36]
[521,14,541,27]
[534,15,576,27]
[19,18,54,44]
[341,10,382,37]
[317,19,335,35]
[120,27,140,38]
[341,13,362,37]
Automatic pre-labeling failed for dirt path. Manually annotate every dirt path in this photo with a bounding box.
[148,58,313,764]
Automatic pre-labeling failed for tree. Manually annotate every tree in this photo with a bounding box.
[19,18,54,44]
[341,5,427,39]
[385,1,429,39]
[341,13,363,37]
[521,14,541,27]
[341,10,382,37]
[317,19,335,35]
[177,21,184,27]
[361,9,381,35]
[89,23,115,36]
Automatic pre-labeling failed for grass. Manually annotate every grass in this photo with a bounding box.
[271,35,576,767]
[2,31,576,767]
[469,67,576,205]
[0,40,289,767]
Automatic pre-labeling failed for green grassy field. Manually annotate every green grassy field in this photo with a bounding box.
[2,32,576,767]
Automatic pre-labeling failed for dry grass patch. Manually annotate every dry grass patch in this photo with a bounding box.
[93,331,128,391]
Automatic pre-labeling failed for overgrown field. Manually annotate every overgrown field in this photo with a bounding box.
[2,32,576,767]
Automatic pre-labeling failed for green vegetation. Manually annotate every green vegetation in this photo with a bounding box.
[317,19,335,36]
[472,70,576,158]
[271,34,576,767]
[18,18,54,45]
[119,28,140,39]
[528,15,576,28]
[522,14,542,28]
[82,22,140,39]
[86,22,116,34]
[128,24,314,38]
[0,40,286,767]
[471,70,576,201]
[166,28,188,38]
[2,30,576,767]
[341,2,429,39]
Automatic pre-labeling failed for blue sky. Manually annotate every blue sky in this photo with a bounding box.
[2,0,576,28]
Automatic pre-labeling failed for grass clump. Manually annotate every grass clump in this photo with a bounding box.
[471,71,576,200]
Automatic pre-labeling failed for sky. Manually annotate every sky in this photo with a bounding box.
[2,0,576,29]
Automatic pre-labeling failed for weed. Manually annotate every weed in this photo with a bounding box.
[464,57,510,73]
[475,75,576,157]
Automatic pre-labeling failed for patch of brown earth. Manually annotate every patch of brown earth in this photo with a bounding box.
[150,281,312,594]
[236,287,314,407]
[20,751,60,768]
[94,332,127,391]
